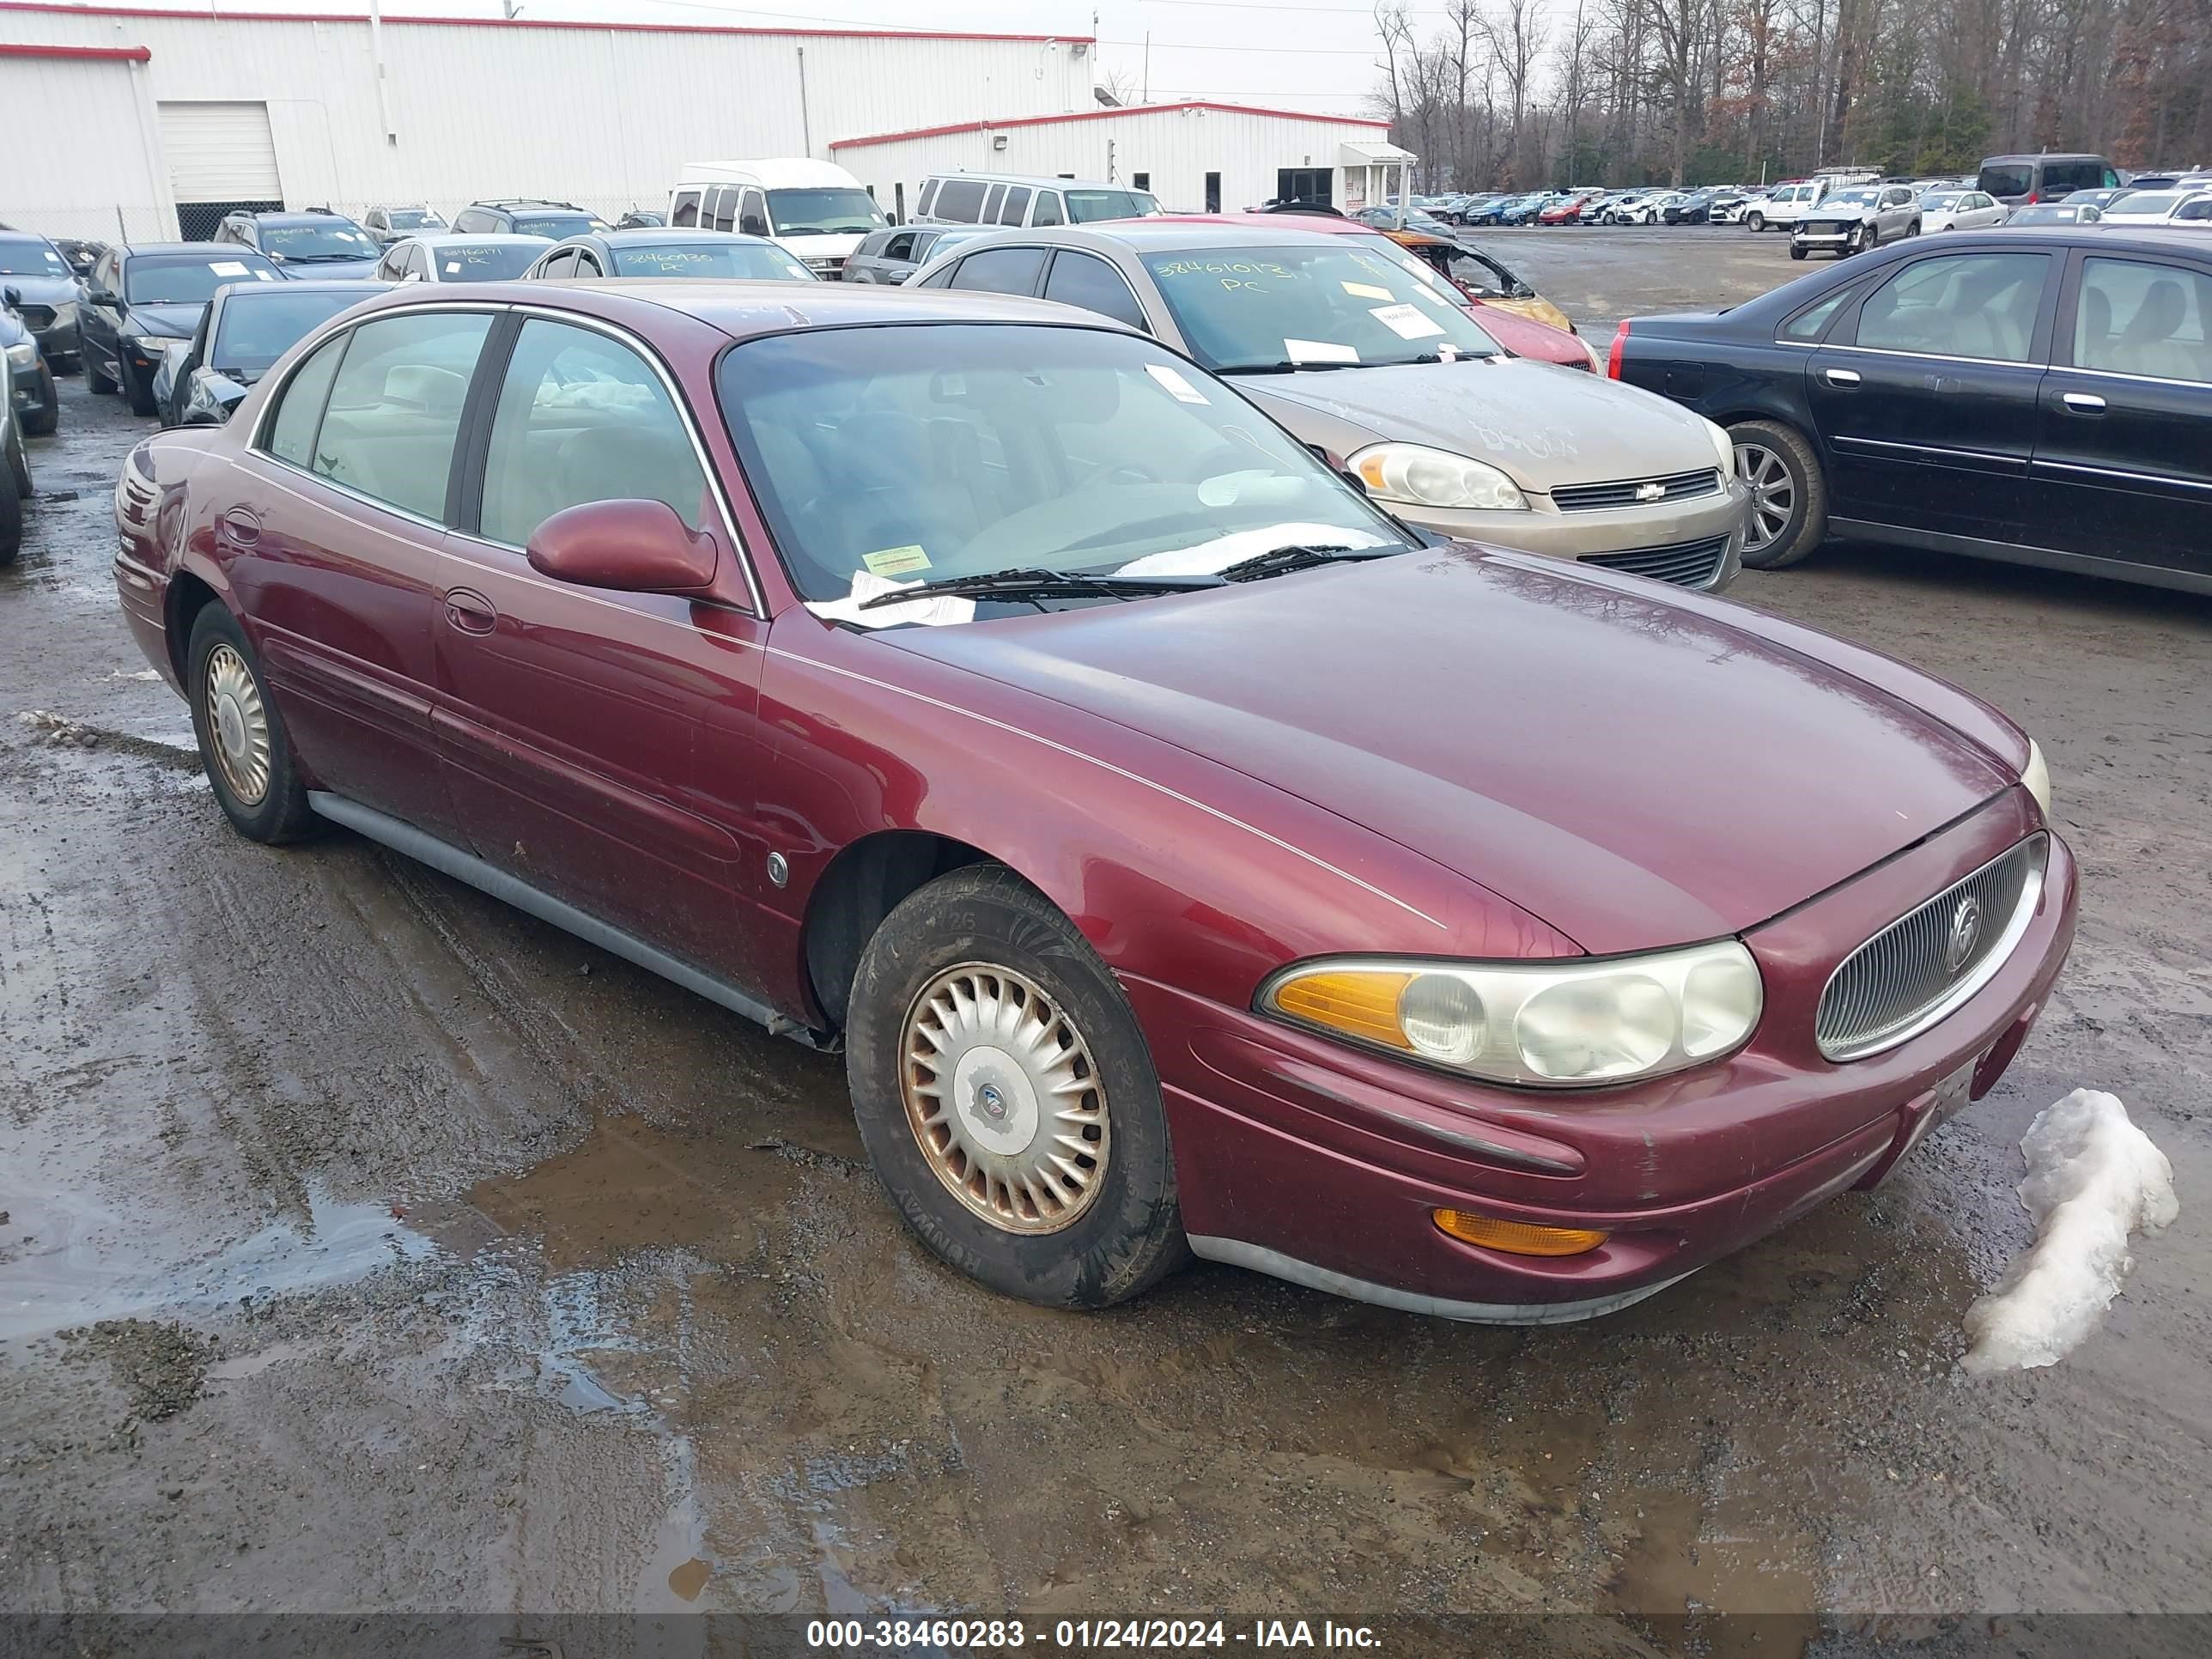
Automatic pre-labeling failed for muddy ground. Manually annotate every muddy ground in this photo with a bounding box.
[3,234,2208,1655]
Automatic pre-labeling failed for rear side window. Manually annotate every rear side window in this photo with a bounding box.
[672,190,702,228]
[264,331,349,468]
[950,246,1046,296]
[2040,160,2106,195]
[1031,191,1064,227]
[1779,288,1851,343]
[1851,252,2048,363]
[1042,250,1149,331]
[453,209,489,233]
[935,179,986,223]
[1000,186,1031,226]
[2075,258,2212,383]
[310,311,494,520]
[478,319,708,546]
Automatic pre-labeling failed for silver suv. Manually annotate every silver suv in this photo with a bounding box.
[1792,184,1922,258]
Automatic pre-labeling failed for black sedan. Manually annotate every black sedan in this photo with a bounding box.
[80,244,283,416]
[2,301,58,437]
[154,280,383,428]
[1607,226,2210,594]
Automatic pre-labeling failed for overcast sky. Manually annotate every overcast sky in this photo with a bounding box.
[80,0,1462,114]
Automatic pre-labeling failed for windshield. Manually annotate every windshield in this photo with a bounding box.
[766,188,886,236]
[1139,243,1499,371]
[611,241,818,279]
[210,289,364,372]
[388,210,441,230]
[1064,189,1162,223]
[719,322,1404,623]
[1826,190,1880,209]
[0,238,70,279]
[1980,165,2033,197]
[2107,191,2183,216]
[126,254,280,304]
[511,213,592,240]
[261,222,378,261]
[2008,205,2075,224]
[436,242,547,281]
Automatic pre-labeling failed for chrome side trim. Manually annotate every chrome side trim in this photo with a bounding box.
[1822,343,2042,370]
[1816,835,2046,1062]
[2034,458,2212,493]
[1832,434,2027,469]
[307,791,822,1047]
[1188,1235,1692,1325]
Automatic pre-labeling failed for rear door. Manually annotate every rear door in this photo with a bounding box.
[1806,247,2055,539]
[2027,249,2212,586]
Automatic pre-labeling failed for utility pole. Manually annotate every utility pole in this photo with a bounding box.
[1142,32,1150,103]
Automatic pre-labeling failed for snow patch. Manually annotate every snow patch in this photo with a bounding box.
[1961,1089,2177,1375]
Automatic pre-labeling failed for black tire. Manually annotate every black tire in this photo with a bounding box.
[22,367,58,437]
[85,350,116,395]
[845,863,1188,1310]
[1729,418,1828,570]
[121,354,158,418]
[1747,211,1765,232]
[185,605,319,843]
[6,421,27,498]
[1790,244,1808,260]
[0,429,21,567]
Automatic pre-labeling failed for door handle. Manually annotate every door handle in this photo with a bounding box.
[444,587,497,635]
[2061,392,2106,415]
[216,507,261,547]
[1823,368,1863,387]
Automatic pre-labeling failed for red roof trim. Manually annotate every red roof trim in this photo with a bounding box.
[0,38,149,61]
[0,2,1089,46]
[832,100,1391,150]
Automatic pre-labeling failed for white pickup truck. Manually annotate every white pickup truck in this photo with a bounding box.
[1742,183,1819,232]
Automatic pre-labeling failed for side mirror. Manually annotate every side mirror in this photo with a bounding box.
[87,285,117,306]
[526,499,717,592]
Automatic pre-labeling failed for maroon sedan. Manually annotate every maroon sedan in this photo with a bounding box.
[112,282,2075,1322]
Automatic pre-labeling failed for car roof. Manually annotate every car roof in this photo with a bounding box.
[120,242,269,258]
[474,199,586,210]
[345,278,1133,342]
[238,211,357,225]
[925,222,1367,253]
[923,172,1131,191]
[408,233,557,246]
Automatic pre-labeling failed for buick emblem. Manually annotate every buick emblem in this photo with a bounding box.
[1943,895,1984,975]
[1636,481,1667,501]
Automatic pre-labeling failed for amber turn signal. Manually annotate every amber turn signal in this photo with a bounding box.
[1432,1208,1608,1256]
[1269,969,1413,1050]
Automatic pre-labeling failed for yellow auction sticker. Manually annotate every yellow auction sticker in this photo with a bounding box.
[862,544,932,577]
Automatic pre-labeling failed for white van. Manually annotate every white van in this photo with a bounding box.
[913,173,1163,230]
[668,159,887,277]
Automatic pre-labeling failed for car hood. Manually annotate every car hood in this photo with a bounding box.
[273,258,380,280]
[879,548,2015,954]
[125,303,204,337]
[1232,359,1718,492]
[1,274,78,307]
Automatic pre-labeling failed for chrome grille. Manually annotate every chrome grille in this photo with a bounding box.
[1582,536,1729,586]
[1552,468,1721,513]
[1815,835,2046,1061]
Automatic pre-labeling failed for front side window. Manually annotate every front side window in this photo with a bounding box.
[950,246,1046,296]
[478,319,708,547]
[1042,250,1149,331]
[768,187,884,236]
[1140,242,1499,371]
[310,311,494,520]
[672,191,702,228]
[1031,191,1064,228]
[738,191,769,238]
[916,179,939,217]
[453,210,491,233]
[2041,161,2106,195]
[264,331,349,468]
[718,322,1403,614]
[2075,258,2212,383]
[1851,252,2048,362]
[880,232,914,261]
[125,253,281,304]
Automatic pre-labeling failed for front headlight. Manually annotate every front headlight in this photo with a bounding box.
[1703,417,1736,477]
[132,334,176,356]
[3,341,33,370]
[51,301,76,325]
[2021,738,2051,817]
[1350,442,1528,511]
[1261,940,1764,1087]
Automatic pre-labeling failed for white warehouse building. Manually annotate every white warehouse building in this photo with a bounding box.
[0,3,1095,242]
[832,102,1413,220]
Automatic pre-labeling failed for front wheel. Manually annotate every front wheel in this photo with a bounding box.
[1731,419,1827,569]
[120,354,158,417]
[23,366,58,437]
[1790,243,1808,260]
[186,605,319,842]
[85,351,116,395]
[844,864,1188,1310]
[1747,212,1765,232]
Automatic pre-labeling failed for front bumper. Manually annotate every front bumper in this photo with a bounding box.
[31,317,79,360]
[1395,477,1749,588]
[1794,227,1858,249]
[1126,799,2076,1323]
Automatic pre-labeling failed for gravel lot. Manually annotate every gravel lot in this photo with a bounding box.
[3,231,2207,1652]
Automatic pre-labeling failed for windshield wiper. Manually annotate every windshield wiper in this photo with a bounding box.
[1214,359,1368,375]
[856,566,1215,611]
[1217,544,1398,582]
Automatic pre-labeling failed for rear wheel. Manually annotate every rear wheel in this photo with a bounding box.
[844,864,1188,1310]
[186,605,318,843]
[1731,419,1826,569]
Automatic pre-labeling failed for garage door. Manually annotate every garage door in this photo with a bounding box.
[158,101,281,201]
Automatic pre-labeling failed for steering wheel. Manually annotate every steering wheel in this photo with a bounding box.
[1070,459,1162,491]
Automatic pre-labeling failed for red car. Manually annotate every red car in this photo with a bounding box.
[1537,193,1596,226]
[113,282,2075,1323]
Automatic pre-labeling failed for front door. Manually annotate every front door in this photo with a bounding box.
[1806,248,2053,539]
[431,313,771,991]
[236,308,493,842]
[2027,251,2212,585]
[1275,167,1330,206]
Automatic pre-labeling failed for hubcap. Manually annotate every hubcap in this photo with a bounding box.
[203,641,271,805]
[900,963,1109,1235]
[1735,441,1796,553]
